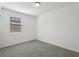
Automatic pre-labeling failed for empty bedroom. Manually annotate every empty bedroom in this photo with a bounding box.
[0,1,79,57]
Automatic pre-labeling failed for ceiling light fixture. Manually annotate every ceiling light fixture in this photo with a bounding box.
[33,2,41,7]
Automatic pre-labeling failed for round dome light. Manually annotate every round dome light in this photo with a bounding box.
[33,2,41,7]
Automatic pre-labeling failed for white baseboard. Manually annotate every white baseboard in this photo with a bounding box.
[37,39,79,53]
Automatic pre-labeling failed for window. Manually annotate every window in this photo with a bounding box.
[10,16,21,32]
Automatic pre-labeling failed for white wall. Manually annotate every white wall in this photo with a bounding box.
[1,8,36,48]
[0,15,3,48]
[37,3,79,52]
[0,7,3,48]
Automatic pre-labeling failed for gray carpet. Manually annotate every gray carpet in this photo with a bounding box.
[0,39,79,57]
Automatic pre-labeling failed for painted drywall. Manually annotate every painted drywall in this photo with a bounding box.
[0,6,3,48]
[1,8,36,48]
[37,3,79,52]
[0,15,3,48]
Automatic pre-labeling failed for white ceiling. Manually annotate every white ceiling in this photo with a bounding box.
[0,2,76,16]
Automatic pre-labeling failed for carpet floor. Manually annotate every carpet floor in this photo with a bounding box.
[0,39,79,57]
